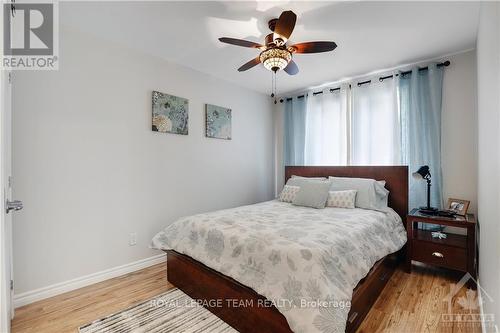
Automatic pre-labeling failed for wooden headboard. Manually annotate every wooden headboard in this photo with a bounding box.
[285,166,408,220]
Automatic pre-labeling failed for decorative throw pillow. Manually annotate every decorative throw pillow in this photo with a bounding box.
[292,181,332,209]
[326,190,357,209]
[278,185,300,203]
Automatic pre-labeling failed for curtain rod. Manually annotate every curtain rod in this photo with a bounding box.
[356,60,450,87]
[281,60,450,103]
[283,87,340,102]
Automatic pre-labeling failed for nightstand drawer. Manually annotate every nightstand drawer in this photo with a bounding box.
[411,240,467,271]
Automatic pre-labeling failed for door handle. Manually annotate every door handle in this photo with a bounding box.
[6,200,23,213]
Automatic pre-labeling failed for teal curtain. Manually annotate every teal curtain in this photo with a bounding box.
[399,64,444,230]
[284,97,307,166]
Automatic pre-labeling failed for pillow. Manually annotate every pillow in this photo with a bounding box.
[291,175,327,180]
[375,181,389,207]
[328,176,389,211]
[278,185,300,203]
[326,190,357,209]
[292,180,331,209]
[286,175,328,187]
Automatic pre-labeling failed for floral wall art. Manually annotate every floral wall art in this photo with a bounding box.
[205,104,232,140]
[152,91,189,135]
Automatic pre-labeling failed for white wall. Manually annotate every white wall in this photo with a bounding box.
[274,51,478,215]
[11,26,275,295]
[441,50,477,215]
[476,2,500,332]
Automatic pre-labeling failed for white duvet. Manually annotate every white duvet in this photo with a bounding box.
[151,200,407,333]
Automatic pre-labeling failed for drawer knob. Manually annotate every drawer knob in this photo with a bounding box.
[432,252,444,258]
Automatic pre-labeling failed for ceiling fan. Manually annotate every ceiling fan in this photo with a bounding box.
[218,10,337,75]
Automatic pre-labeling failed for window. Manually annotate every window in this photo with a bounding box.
[351,79,401,165]
[284,78,400,166]
[304,87,348,165]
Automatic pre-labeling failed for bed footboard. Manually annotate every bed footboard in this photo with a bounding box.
[166,250,292,333]
[166,249,403,333]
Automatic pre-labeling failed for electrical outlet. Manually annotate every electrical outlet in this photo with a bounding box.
[129,233,137,246]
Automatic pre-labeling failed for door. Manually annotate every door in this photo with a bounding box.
[0,72,22,330]
[1,5,23,331]
[0,68,14,333]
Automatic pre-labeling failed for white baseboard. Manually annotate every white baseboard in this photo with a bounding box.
[13,253,166,308]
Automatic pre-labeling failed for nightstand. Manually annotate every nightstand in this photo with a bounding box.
[405,208,477,282]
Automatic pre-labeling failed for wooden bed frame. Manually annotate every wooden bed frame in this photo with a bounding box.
[166,166,408,333]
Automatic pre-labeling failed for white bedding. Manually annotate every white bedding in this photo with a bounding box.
[151,200,407,333]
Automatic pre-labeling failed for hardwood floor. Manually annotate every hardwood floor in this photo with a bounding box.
[357,263,482,333]
[12,264,172,333]
[12,262,481,333]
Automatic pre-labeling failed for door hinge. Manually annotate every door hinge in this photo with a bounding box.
[8,72,12,84]
[8,176,13,188]
[10,280,13,291]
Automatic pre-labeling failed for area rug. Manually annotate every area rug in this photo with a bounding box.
[79,288,237,333]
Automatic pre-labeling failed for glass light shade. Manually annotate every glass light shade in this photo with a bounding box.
[260,48,291,72]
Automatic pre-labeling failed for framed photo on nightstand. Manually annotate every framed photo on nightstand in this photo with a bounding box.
[446,198,470,216]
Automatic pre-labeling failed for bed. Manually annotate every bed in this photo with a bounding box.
[152,166,408,333]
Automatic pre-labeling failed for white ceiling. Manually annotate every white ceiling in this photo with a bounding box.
[61,1,480,95]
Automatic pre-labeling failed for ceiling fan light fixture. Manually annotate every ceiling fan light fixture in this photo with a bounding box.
[218,10,336,79]
[260,48,291,72]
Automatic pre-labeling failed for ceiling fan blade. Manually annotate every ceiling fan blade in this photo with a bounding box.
[274,10,297,40]
[219,37,263,49]
[284,60,299,75]
[291,41,337,54]
[238,57,261,72]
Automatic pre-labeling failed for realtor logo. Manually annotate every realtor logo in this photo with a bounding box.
[441,273,495,329]
[2,1,59,70]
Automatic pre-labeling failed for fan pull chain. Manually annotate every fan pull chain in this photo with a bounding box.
[270,73,274,99]
[274,72,278,104]
[270,72,278,104]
